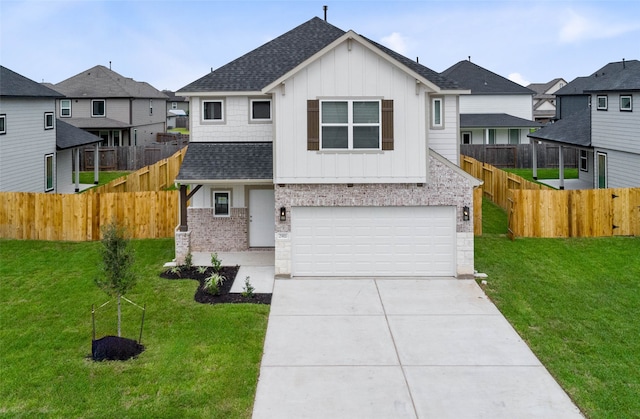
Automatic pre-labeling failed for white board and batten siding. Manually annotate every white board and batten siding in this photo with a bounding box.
[0,98,57,192]
[273,38,433,184]
[427,94,461,163]
[291,206,457,277]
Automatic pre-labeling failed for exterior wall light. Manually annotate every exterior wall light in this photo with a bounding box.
[462,206,470,221]
[280,207,287,221]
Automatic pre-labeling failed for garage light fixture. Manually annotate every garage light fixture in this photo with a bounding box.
[463,206,470,221]
[280,207,287,221]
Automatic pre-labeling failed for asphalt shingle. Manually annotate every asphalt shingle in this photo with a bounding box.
[1,66,64,98]
[528,109,591,147]
[441,60,535,95]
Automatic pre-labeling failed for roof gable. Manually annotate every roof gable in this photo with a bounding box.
[441,60,535,95]
[53,65,167,99]
[0,66,64,98]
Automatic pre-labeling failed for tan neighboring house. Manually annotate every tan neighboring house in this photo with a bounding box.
[527,78,567,123]
[51,65,169,146]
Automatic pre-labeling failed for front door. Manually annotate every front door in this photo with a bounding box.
[597,152,607,188]
[249,189,275,247]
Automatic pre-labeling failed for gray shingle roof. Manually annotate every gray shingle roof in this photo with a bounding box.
[460,113,542,128]
[556,60,640,95]
[53,65,168,99]
[441,60,535,95]
[527,108,591,147]
[176,142,273,181]
[0,66,64,98]
[178,17,461,93]
[56,119,101,150]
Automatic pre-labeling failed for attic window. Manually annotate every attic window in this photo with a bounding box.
[620,95,632,112]
[203,100,223,121]
[596,95,608,110]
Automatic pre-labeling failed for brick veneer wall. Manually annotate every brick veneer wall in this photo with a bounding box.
[187,207,248,252]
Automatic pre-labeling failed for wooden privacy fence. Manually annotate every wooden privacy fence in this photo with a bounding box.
[508,188,640,238]
[87,147,186,194]
[0,191,179,241]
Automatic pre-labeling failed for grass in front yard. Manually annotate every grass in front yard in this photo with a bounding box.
[503,167,578,183]
[475,235,640,418]
[0,239,269,418]
[77,171,130,187]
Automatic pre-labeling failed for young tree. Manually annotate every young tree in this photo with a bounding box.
[95,221,136,337]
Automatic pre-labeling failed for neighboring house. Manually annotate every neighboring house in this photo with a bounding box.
[163,90,189,129]
[51,65,169,146]
[441,59,541,145]
[529,59,640,188]
[527,78,567,123]
[0,66,101,193]
[174,17,482,278]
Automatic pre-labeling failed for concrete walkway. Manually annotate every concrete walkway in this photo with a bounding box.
[252,278,584,418]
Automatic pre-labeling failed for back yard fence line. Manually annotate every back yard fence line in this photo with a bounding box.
[462,155,640,238]
[460,143,579,169]
[80,137,189,171]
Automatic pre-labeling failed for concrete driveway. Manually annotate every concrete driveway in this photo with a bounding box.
[252,278,584,418]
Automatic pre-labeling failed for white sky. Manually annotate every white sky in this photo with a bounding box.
[1,0,639,91]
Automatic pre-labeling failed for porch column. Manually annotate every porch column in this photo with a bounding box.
[179,184,188,231]
[94,143,99,184]
[74,148,80,193]
[558,145,565,190]
[532,140,538,180]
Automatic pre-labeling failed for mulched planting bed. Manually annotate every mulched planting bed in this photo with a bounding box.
[160,266,271,305]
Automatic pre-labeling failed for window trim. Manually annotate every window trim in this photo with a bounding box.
[149,99,153,116]
[91,99,106,117]
[319,99,382,150]
[249,98,272,122]
[508,128,520,145]
[45,153,54,192]
[44,112,54,130]
[212,190,231,217]
[596,95,608,111]
[431,97,444,129]
[202,99,224,123]
[0,114,6,135]
[171,102,178,110]
[60,99,71,117]
[620,95,632,111]
[487,129,496,145]
[579,149,588,172]
[461,131,472,144]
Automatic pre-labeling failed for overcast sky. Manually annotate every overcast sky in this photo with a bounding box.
[1,0,639,92]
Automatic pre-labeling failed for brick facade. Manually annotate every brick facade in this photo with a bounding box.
[187,207,248,252]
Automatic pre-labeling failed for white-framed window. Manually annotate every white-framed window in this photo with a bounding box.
[431,97,443,128]
[60,99,71,117]
[92,99,106,117]
[171,102,178,110]
[250,99,272,121]
[620,95,632,111]
[44,112,54,130]
[212,191,230,216]
[462,132,471,144]
[45,154,54,192]
[596,95,608,110]
[203,100,224,121]
[320,99,380,150]
[579,150,588,172]
[0,114,6,135]
[508,129,520,144]
[149,99,153,115]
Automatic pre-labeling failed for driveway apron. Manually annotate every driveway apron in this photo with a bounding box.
[252,278,584,419]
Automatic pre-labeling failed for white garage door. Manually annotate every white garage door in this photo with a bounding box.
[291,206,456,277]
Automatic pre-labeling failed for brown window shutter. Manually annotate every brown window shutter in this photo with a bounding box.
[382,99,394,150]
[307,100,319,150]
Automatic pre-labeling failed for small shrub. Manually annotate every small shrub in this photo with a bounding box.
[242,276,255,298]
[169,265,182,277]
[184,252,193,270]
[196,266,208,274]
[204,273,226,295]
[210,253,222,273]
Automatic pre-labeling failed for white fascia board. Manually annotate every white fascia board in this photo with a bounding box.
[178,91,266,97]
[439,89,472,95]
[175,179,273,185]
[263,31,448,94]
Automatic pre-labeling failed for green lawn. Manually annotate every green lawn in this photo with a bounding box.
[77,171,131,187]
[0,239,269,418]
[503,167,578,183]
[476,201,640,418]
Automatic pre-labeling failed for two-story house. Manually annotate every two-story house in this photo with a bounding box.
[174,17,481,278]
[163,90,189,130]
[441,59,541,145]
[51,65,169,147]
[527,78,567,123]
[0,66,101,193]
[529,59,640,189]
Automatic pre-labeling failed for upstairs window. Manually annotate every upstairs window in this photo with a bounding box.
[149,99,153,115]
[250,99,272,121]
[45,154,54,192]
[431,97,443,128]
[596,95,608,110]
[0,114,6,135]
[320,100,380,150]
[92,100,106,117]
[171,102,178,109]
[60,99,71,117]
[203,100,223,121]
[44,112,54,130]
[620,95,632,111]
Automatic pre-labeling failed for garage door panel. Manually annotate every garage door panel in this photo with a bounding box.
[291,206,456,277]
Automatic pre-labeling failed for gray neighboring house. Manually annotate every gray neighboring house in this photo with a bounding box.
[527,78,567,123]
[441,59,541,144]
[0,66,101,193]
[163,90,189,129]
[51,65,169,147]
[529,59,640,189]
[174,17,482,278]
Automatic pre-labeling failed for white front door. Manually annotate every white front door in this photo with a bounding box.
[249,189,275,247]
